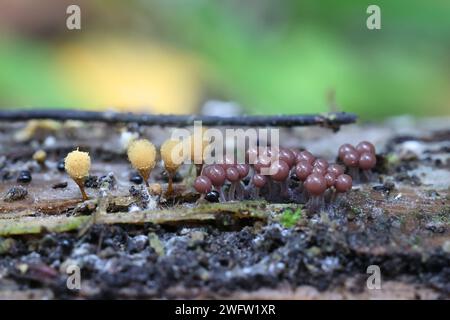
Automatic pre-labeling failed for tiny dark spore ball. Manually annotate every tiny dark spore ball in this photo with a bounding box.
[205,190,220,202]
[130,172,143,184]
[57,160,65,172]
[17,170,32,183]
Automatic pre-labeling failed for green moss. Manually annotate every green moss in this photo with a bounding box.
[0,201,279,236]
[279,208,303,228]
[386,153,400,167]
[350,205,363,216]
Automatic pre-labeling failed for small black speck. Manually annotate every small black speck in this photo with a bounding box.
[52,182,68,189]
[17,170,32,183]
[434,158,442,167]
[205,190,220,202]
[373,181,395,194]
[61,239,72,253]
[130,172,143,185]
[57,160,65,172]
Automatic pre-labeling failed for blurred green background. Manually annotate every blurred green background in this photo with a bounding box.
[0,0,449,119]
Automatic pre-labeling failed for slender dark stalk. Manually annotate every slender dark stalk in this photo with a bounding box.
[0,109,357,130]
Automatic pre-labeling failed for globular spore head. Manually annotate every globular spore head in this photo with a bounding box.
[295,161,313,181]
[194,176,212,194]
[296,150,315,164]
[343,150,359,167]
[127,139,156,172]
[356,141,376,155]
[65,149,91,200]
[33,150,47,165]
[160,139,184,173]
[313,158,329,170]
[338,144,356,160]
[290,148,301,160]
[304,173,327,196]
[270,160,290,181]
[65,149,91,180]
[253,151,271,173]
[201,164,212,176]
[235,164,249,179]
[359,152,376,170]
[327,164,344,176]
[312,166,327,176]
[205,164,226,187]
[252,174,267,188]
[226,167,240,182]
[335,174,352,193]
[324,172,336,188]
[277,148,295,168]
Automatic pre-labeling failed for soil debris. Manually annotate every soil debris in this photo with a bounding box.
[3,186,28,202]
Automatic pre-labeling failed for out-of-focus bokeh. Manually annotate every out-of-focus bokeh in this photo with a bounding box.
[0,0,449,119]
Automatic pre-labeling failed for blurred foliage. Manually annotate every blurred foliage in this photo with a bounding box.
[0,0,449,119]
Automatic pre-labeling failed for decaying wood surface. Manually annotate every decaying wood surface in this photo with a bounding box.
[0,116,449,300]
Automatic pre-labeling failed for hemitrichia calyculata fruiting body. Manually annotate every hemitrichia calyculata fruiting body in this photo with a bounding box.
[127,139,156,187]
[160,138,184,196]
[64,149,91,201]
